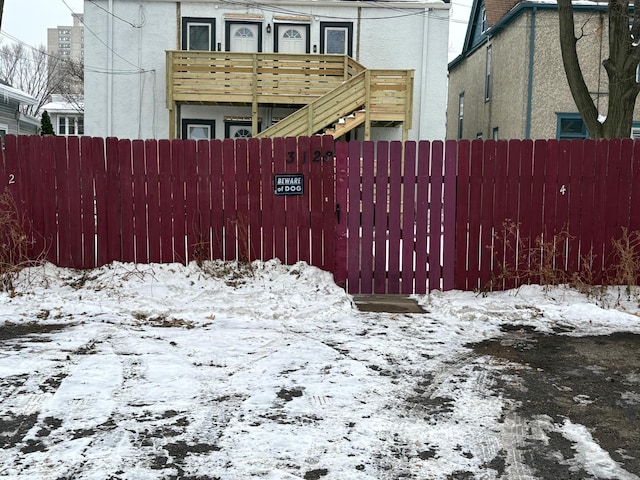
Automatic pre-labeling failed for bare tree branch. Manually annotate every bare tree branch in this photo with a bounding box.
[0,42,83,117]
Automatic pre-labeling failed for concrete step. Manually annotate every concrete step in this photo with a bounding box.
[352,294,427,313]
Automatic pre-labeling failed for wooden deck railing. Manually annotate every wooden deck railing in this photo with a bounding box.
[166,51,364,107]
[166,51,413,139]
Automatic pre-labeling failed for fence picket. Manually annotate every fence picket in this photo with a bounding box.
[604,139,622,275]
[118,139,135,263]
[334,141,348,288]
[210,140,224,261]
[567,140,584,274]
[320,135,336,272]
[309,135,324,269]
[52,136,71,266]
[414,141,430,294]
[401,142,417,294]
[196,140,212,262]
[297,135,311,264]
[132,140,148,264]
[144,140,161,263]
[285,137,300,264]
[185,139,199,262]
[442,140,457,291]
[454,140,470,291]
[554,141,571,272]
[158,139,174,263]
[66,137,83,267]
[578,140,596,275]
[347,140,362,293]
[38,136,57,264]
[631,142,640,232]
[248,138,262,262]
[374,141,389,293]
[171,139,187,263]
[260,138,274,262]
[428,141,444,292]
[360,141,375,294]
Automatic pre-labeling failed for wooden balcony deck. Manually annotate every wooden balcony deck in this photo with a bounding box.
[166,51,413,139]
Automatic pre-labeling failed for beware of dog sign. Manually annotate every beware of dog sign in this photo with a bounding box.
[274,174,304,196]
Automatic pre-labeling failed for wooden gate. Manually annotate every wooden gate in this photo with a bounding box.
[333,140,457,294]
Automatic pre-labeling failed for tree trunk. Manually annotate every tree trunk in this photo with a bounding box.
[602,0,640,138]
[558,0,602,137]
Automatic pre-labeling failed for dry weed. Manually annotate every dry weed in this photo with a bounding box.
[0,188,37,293]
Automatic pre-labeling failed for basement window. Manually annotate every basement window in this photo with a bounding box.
[556,113,588,139]
[182,119,215,140]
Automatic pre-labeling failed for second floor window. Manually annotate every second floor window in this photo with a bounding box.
[182,18,216,51]
[485,45,492,101]
[320,22,353,56]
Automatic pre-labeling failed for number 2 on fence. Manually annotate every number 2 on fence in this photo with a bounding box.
[8,173,15,185]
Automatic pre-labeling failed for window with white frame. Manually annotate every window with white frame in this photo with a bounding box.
[485,45,492,101]
[481,6,488,33]
[182,17,216,51]
[631,122,640,139]
[320,22,353,56]
[182,119,215,140]
[57,116,83,136]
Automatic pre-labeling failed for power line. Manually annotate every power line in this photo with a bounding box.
[59,0,145,73]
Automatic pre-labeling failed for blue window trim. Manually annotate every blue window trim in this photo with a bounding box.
[556,113,588,139]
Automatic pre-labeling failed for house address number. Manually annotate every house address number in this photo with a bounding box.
[286,150,333,164]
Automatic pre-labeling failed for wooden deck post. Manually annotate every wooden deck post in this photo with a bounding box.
[364,70,371,140]
[166,51,176,139]
[252,54,259,135]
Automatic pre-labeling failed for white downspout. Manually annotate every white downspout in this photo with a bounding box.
[419,8,431,139]
[107,0,114,137]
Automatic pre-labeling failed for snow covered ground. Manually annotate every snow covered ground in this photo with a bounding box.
[0,260,639,480]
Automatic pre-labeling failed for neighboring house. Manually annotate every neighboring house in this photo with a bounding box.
[84,0,450,141]
[40,94,85,136]
[0,82,40,139]
[447,0,640,140]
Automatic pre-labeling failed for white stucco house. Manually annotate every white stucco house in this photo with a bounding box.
[84,0,450,141]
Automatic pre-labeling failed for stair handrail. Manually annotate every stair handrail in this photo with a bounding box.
[255,71,368,139]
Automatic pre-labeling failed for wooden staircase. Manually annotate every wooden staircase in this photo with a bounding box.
[323,110,367,138]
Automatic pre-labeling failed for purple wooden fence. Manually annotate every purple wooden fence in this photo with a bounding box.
[0,135,336,272]
[2,135,640,293]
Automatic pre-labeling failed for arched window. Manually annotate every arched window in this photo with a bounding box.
[283,29,302,39]
[235,27,254,38]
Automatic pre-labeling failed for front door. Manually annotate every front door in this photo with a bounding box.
[275,24,309,54]
[227,22,260,52]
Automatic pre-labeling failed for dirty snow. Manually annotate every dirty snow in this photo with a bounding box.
[0,260,639,480]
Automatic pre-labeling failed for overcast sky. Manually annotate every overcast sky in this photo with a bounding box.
[1,0,84,48]
[0,0,470,59]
